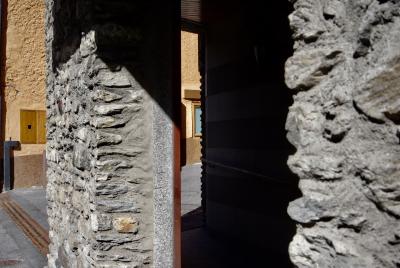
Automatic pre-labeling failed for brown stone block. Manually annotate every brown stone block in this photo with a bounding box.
[113,217,139,233]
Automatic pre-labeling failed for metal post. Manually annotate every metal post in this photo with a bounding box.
[3,140,19,192]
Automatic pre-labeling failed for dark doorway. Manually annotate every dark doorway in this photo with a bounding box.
[180,0,300,267]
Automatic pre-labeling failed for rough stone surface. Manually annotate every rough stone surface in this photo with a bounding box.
[46,1,155,267]
[286,0,400,267]
[113,217,139,233]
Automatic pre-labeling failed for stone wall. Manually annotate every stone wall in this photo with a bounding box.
[285,0,400,267]
[46,0,176,267]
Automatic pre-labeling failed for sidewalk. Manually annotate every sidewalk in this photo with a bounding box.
[181,163,202,215]
[0,187,48,268]
[0,167,266,268]
[0,163,202,268]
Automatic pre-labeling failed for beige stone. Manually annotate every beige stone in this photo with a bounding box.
[113,217,139,233]
[354,58,400,124]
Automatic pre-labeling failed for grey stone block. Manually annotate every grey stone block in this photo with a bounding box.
[286,0,400,267]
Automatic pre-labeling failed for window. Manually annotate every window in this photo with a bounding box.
[20,110,46,144]
[193,103,202,136]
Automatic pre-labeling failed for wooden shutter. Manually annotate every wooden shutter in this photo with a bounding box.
[20,110,46,144]
[20,110,37,144]
[181,0,201,23]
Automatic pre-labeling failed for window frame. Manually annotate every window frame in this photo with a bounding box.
[192,102,202,137]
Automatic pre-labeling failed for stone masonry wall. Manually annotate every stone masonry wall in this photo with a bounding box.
[46,1,157,267]
[286,0,400,267]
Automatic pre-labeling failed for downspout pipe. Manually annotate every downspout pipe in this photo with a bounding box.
[0,0,4,191]
[3,140,19,191]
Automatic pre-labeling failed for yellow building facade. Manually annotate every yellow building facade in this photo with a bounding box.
[3,0,46,188]
[181,31,202,165]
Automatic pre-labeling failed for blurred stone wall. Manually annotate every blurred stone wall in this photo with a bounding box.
[286,0,400,267]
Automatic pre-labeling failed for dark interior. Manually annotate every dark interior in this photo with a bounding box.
[182,0,300,267]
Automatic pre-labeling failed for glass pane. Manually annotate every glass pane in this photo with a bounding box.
[194,106,202,135]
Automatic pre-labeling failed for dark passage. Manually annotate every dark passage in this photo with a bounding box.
[182,0,300,267]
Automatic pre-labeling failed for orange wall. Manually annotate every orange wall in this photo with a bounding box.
[181,31,201,139]
[4,0,46,187]
[181,31,201,164]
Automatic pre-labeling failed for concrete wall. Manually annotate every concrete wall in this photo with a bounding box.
[46,0,177,267]
[202,0,299,265]
[4,0,46,188]
[286,0,400,267]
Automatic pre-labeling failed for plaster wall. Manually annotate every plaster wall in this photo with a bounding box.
[4,0,46,187]
[181,31,201,164]
[181,31,200,95]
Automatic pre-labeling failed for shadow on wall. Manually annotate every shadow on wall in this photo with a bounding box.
[200,0,300,266]
[52,0,179,121]
[0,0,9,191]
